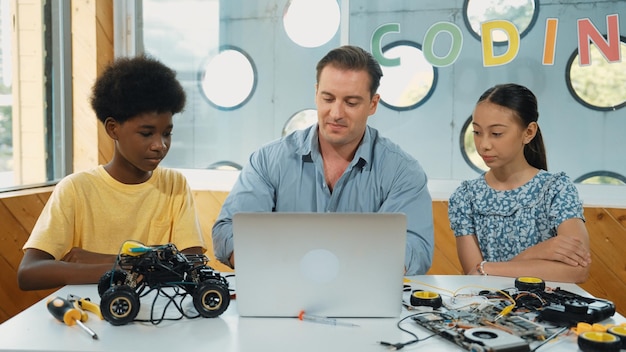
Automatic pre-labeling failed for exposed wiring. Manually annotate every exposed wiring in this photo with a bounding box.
[378,312,443,350]
[404,279,517,307]
[133,284,202,325]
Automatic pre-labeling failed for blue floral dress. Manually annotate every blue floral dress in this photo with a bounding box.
[448,170,584,262]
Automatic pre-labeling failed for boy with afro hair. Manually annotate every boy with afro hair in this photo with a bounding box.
[18,55,205,290]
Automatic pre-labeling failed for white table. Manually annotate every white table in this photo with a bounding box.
[0,275,622,351]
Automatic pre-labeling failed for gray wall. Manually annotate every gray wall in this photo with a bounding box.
[154,0,625,185]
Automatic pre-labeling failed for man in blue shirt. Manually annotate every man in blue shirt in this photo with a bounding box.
[212,45,434,275]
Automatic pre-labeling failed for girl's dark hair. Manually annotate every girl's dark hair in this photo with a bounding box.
[315,45,383,98]
[90,55,186,123]
[477,83,548,170]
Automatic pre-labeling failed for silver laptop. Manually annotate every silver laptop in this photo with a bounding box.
[232,212,407,318]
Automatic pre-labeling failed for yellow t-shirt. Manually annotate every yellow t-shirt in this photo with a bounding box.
[24,166,205,259]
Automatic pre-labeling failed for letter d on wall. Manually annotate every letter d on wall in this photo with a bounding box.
[481,20,520,67]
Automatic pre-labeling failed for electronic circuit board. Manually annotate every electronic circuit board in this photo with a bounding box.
[409,281,615,352]
[412,303,541,351]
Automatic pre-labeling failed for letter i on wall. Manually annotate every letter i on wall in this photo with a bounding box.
[543,18,558,65]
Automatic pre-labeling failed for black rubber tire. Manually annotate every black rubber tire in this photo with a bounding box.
[514,277,546,292]
[98,270,128,297]
[193,280,230,318]
[608,326,626,349]
[410,290,443,309]
[577,331,621,352]
[100,285,140,326]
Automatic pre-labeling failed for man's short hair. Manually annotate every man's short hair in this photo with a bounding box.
[316,45,383,98]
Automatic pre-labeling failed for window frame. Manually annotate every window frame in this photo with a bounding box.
[378,40,438,112]
[0,0,72,193]
[565,35,626,112]
[115,0,626,209]
[462,0,540,45]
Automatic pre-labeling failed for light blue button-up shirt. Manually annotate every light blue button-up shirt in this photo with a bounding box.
[212,124,434,275]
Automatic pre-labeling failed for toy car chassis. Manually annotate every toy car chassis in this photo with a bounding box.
[98,241,231,325]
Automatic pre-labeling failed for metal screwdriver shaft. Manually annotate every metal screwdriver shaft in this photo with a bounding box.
[74,319,99,340]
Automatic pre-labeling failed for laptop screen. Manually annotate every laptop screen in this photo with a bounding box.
[232,212,407,318]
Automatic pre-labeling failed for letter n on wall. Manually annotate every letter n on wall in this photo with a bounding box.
[577,14,621,66]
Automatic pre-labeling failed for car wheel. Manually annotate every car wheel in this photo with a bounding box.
[578,331,621,352]
[193,279,230,318]
[100,285,140,326]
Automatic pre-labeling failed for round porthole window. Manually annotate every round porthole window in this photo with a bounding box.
[283,109,317,136]
[200,47,256,110]
[207,161,243,171]
[464,0,538,44]
[378,41,437,111]
[566,37,626,111]
[460,116,489,173]
[283,0,340,48]
[574,171,626,185]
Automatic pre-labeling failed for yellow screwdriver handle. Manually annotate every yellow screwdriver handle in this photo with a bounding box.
[47,297,82,326]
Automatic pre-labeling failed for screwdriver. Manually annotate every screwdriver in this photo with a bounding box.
[298,310,359,327]
[47,296,99,340]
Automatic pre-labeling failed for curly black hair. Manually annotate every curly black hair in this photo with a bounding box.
[90,55,186,124]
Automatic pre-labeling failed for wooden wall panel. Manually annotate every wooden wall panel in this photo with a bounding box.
[606,208,626,228]
[427,201,463,275]
[0,190,624,324]
[0,190,56,324]
[71,0,115,172]
[578,208,626,314]
[189,194,626,318]
[192,191,233,273]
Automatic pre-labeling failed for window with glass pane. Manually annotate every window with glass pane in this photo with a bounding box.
[0,1,12,188]
[134,0,626,193]
[139,0,333,170]
[0,1,71,191]
[566,38,626,111]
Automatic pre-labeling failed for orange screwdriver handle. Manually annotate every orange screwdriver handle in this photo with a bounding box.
[47,296,82,326]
